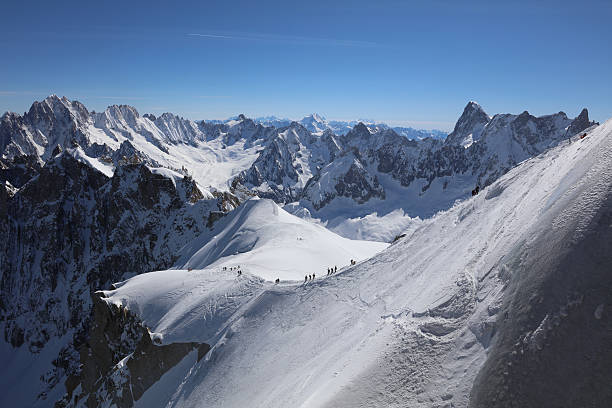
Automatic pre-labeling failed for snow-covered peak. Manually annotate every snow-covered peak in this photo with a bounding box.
[28,94,89,122]
[299,113,329,134]
[445,100,490,147]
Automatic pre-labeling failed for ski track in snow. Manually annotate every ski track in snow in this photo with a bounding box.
[103,119,612,407]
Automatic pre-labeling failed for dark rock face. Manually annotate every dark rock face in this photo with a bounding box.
[302,154,385,210]
[239,123,332,203]
[243,136,299,188]
[0,151,233,404]
[336,161,384,204]
[58,293,209,408]
[0,154,42,188]
[568,108,597,136]
[469,179,612,407]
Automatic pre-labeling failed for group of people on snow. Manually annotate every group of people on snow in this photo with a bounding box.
[303,262,355,283]
[305,273,316,282]
[224,266,242,276]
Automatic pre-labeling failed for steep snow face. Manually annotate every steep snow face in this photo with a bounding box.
[475,110,577,186]
[99,118,612,408]
[174,198,388,281]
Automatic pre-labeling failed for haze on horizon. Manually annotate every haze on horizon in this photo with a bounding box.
[1,0,611,131]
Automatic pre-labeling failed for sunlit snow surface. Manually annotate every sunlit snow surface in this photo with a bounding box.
[105,119,612,408]
[174,198,388,281]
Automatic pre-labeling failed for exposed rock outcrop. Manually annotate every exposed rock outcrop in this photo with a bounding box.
[0,151,233,404]
[58,292,209,407]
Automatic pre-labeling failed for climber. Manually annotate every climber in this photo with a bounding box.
[305,275,308,283]
[334,266,337,273]
[472,185,480,196]
[313,273,316,279]
[275,278,280,284]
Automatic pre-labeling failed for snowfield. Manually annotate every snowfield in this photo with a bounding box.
[174,198,388,281]
[101,119,612,407]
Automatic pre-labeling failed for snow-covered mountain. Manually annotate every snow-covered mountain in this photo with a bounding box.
[2,96,596,234]
[54,117,612,407]
[238,101,596,231]
[0,95,606,407]
[0,95,277,191]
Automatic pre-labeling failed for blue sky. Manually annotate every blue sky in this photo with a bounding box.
[1,0,611,130]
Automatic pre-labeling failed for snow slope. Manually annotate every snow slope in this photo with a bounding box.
[102,117,612,408]
[173,198,388,281]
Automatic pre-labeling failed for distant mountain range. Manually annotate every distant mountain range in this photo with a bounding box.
[207,113,449,140]
[1,96,597,226]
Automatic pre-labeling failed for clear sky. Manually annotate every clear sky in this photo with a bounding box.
[1,0,611,130]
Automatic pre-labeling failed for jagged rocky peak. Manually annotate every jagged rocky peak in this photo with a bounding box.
[102,104,141,125]
[568,108,596,135]
[303,152,385,210]
[445,101,490,147]
[345,122,371,141]
[151,112,204,146]
[28,94,89,121]
[0,154,43,188]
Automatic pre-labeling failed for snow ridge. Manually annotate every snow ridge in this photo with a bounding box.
[102,118,612,408]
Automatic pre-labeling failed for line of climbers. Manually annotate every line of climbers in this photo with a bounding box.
[236,259,361,285]
[223,266,242,276]
[303,259,356,283]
